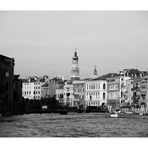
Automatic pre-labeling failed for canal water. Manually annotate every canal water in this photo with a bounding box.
[0,113,148,137]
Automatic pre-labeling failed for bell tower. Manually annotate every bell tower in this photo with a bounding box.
[70,49,80,81]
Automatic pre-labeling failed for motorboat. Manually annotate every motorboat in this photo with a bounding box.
[110,112,118,118]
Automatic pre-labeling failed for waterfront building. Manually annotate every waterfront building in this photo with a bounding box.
[106,75,121,109]
[55,87,64,104]
[139,76,148,107]
[132,76,148,108]
[22,76,44,100]
[13,75,22,99]
[73,80,85,107]
[124,79,134,105]
[13,75,23,113]
[0,54,15,114]
[41,77,64,99]
[63,80,75,106]
[41,83,50,99]
[85,78,107,107]
[106,74,130,109]
[70,49,80,81]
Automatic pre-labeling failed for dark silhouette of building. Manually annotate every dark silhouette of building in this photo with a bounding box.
[0,54,15,114]
[13,75,23,114]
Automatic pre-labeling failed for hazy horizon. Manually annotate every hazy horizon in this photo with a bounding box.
[0,11,148,79]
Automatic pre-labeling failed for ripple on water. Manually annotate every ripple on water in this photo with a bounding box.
[0,113,148,137]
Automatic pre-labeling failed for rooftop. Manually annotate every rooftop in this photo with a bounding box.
[93,73,120,81]
[0,54,12,60]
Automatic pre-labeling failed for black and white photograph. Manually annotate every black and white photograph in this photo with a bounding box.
[1,5,148,139]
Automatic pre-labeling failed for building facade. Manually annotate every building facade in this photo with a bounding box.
[85,79,107,107]
[107,75,130,109]
[55,88,64,104]
[124,79,134,105]
[13,75,23,113]
[63,81,75,106]
[41,77,64,99]
[107,75,122,109]
[73,80,85,107]
[139,77,148,106]
[22,77,44,100]
[132,76,148,107]
[41,83,50,99]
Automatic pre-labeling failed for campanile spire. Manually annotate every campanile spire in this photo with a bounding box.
[70,49,80,81]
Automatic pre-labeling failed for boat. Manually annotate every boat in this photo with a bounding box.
[110,111,134,118]
[110,112,118,118]
[139,112,143,116]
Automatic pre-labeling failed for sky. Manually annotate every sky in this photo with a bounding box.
[0,11,148,79]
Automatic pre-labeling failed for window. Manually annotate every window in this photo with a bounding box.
[103,83,106,89]
[66,93,70,97]
[87,84,89,90]
[121,92,123,97]
[109,84,118,90]
[103,93,106,100]
[89,84,95,89]
[90,95,92,101]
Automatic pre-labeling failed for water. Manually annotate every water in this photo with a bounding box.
[0,113,148,137]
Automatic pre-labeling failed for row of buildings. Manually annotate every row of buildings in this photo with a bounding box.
[2,51,148,114]
[22,50,148,110]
